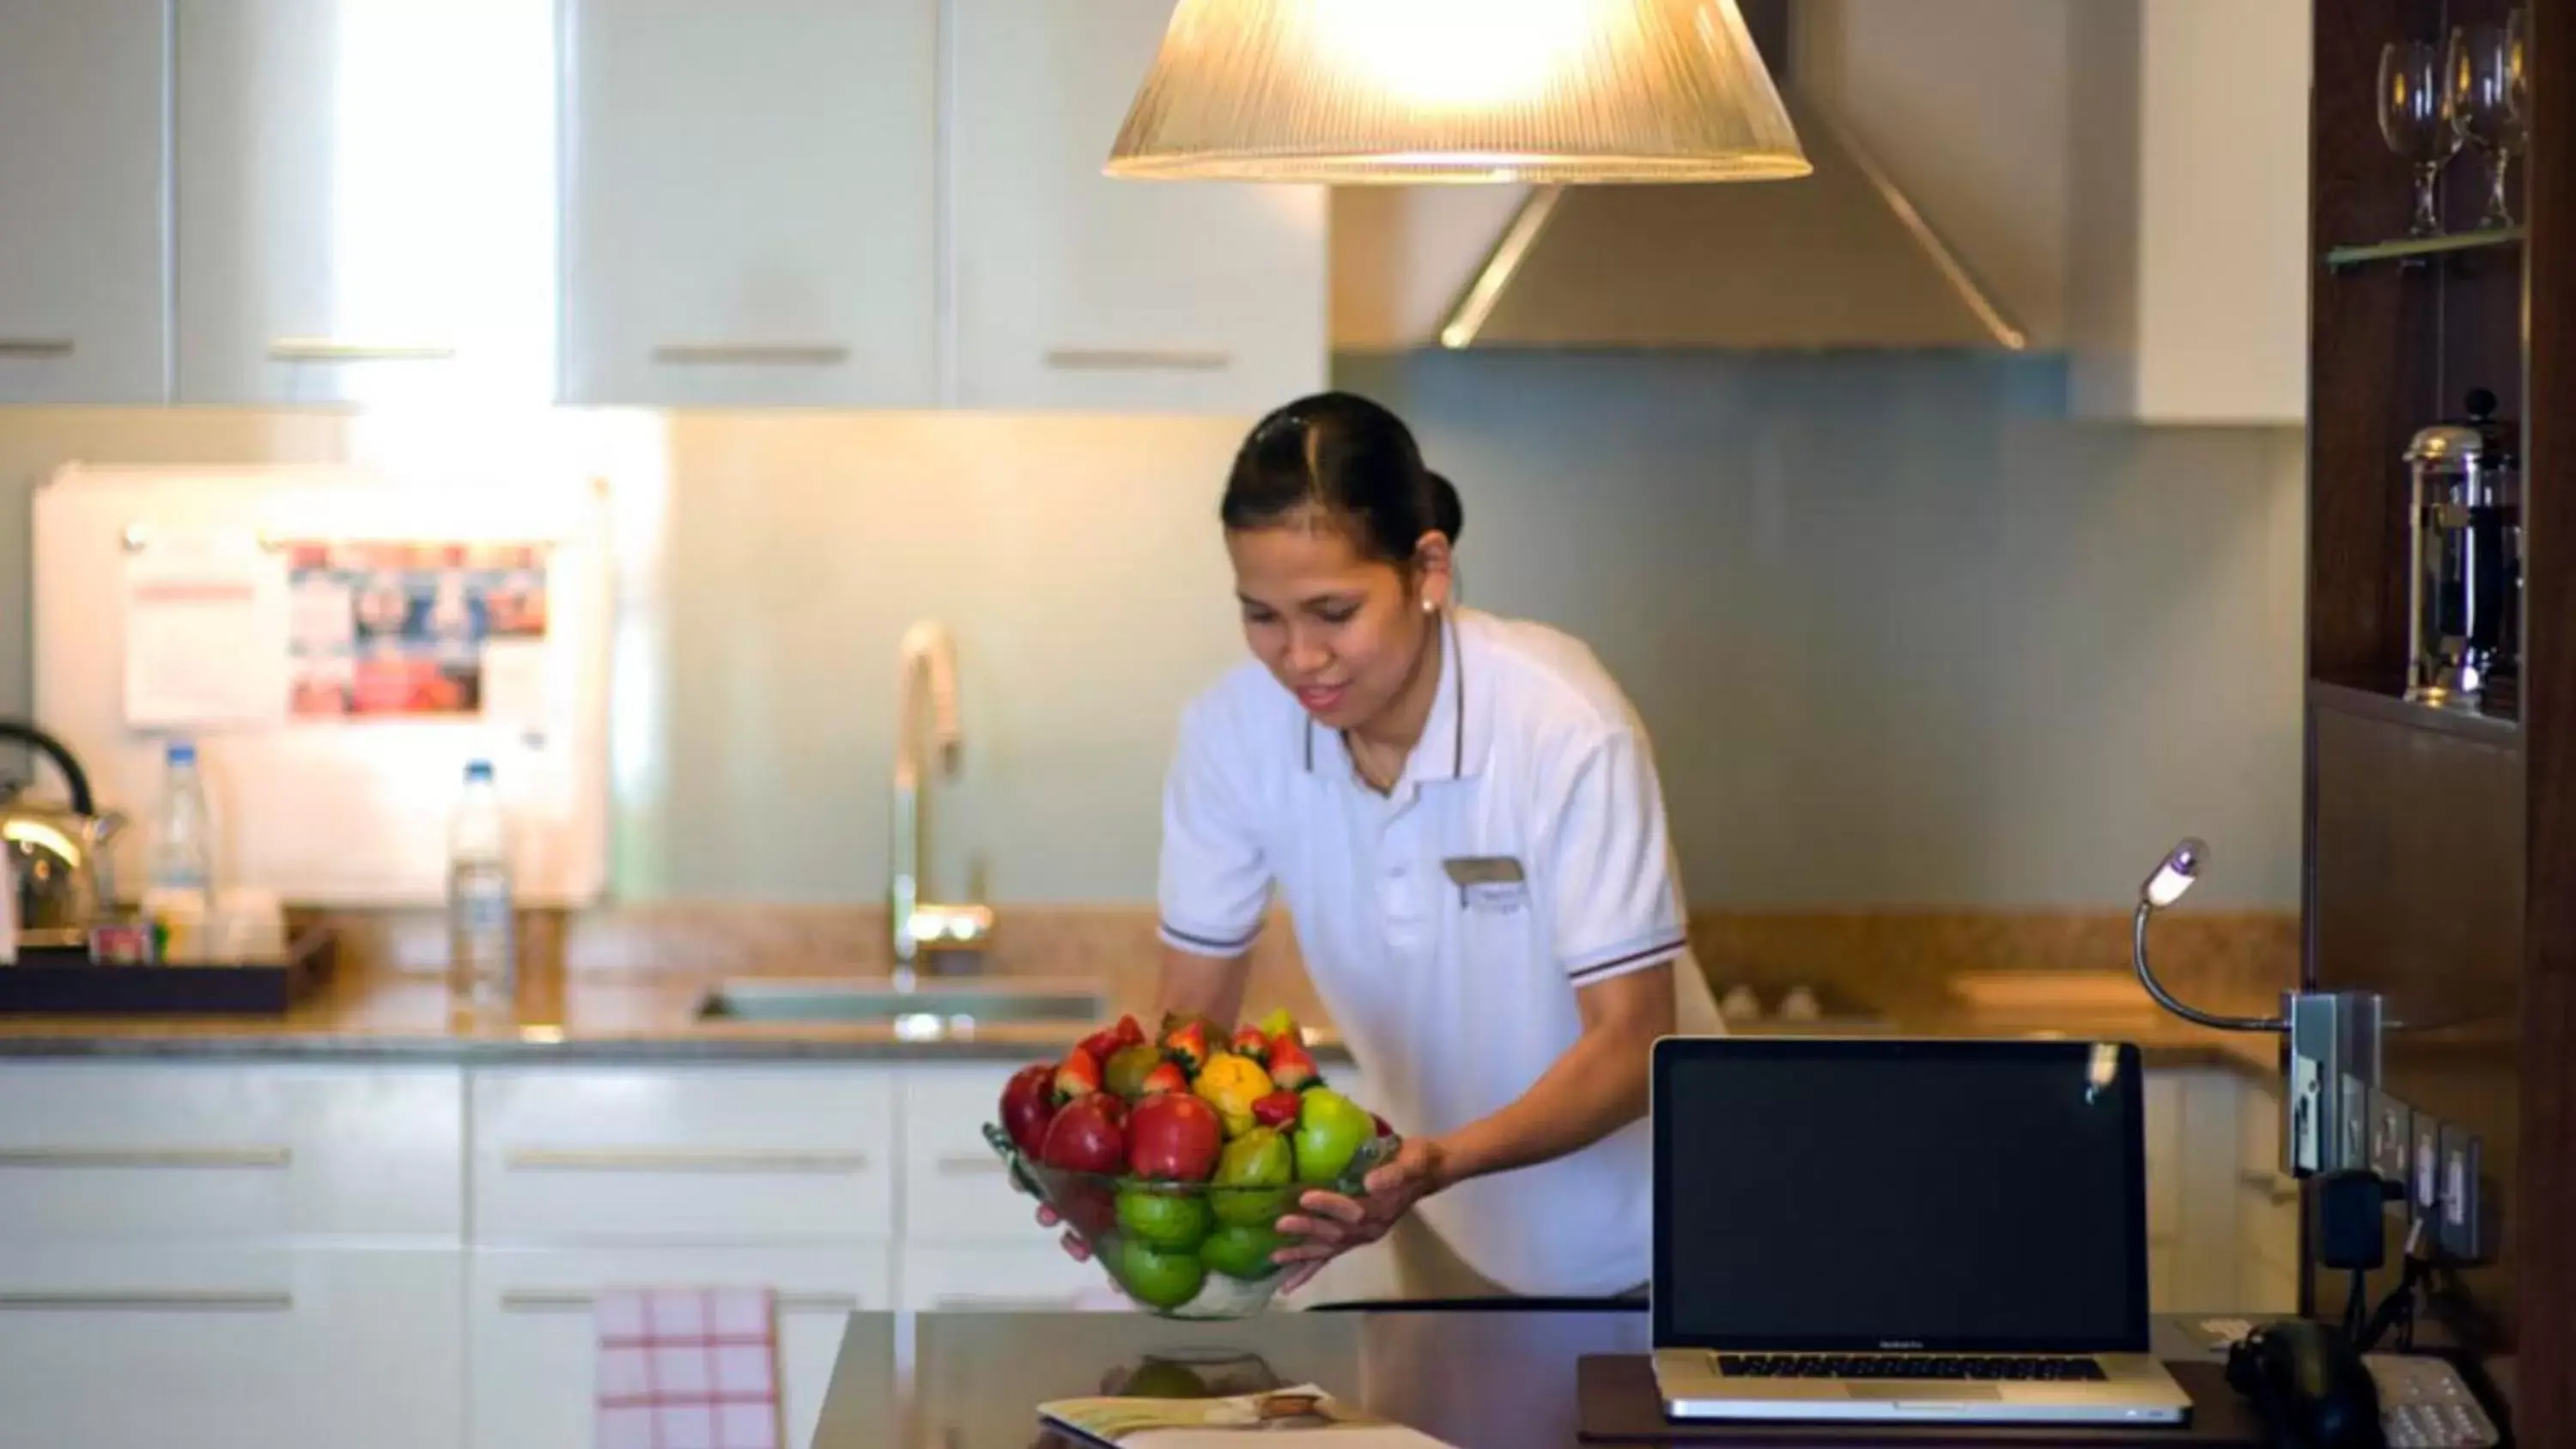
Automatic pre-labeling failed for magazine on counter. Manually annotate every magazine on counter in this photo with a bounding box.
[1036,1383,1456,1447]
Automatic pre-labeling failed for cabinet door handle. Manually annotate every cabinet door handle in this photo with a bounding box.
[1042,348,1232,373]
[0,1147,291,1170]
[934,1152,1005,1176]
[268,338,458,362]
[504,1147,869,1173]
[0,337,74,359]
[0,1290,293,1313]
[652,343,850,367]
[500,1290,858,1314]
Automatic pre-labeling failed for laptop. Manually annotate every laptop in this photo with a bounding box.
[1648,1035,2194,1426]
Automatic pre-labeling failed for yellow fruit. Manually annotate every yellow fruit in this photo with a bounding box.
[1192,1052,1273,1137]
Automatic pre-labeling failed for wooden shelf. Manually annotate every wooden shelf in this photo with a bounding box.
[2308,680,2522,749]
[2324,227,2525,270]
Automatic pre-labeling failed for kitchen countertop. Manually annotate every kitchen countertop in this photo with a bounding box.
[811,1309,2251,1449]
[0,949,2280,1078]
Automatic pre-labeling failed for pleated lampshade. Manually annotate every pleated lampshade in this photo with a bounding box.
[1104,0,1812,183]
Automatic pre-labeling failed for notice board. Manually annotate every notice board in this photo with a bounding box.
[32,462,613,906]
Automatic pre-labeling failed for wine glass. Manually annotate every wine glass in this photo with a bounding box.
[2379,40,2458,236]
[2447,22,2523,228]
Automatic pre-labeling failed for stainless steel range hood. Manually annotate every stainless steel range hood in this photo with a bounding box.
[1433,0,2026,353]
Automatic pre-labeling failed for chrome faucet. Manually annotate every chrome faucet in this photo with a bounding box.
[890,620,993,979]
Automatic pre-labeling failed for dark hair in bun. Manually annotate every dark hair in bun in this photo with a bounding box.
[1222,391,1463,565]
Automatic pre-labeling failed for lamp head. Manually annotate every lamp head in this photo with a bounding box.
[2140,838,2205,910]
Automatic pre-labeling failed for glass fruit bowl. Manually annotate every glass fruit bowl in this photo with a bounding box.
[981,1119,1400,1319]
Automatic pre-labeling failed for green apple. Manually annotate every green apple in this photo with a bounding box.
[1291,1088,1375,1185]
[1118,1237,1206,1311]
[1209,1126,1296,1227]
[1116,1183,1213,1251]
[1200,1221,1286,1280]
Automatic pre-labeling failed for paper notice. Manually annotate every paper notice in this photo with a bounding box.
[122,531,291,728]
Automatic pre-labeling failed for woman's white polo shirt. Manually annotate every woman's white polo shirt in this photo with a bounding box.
[1156,605,1722,1297]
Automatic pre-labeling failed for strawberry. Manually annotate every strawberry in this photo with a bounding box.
[1139,1061,1189,1096]
[1230,1025,1271,1066]
[1113,1013,1147,1049]
[1266,1031,1320,1092]
[1077,1023,1123,1063]
[1252,1089,1302,1130]
[1372,1112,1394,1138]
[1054,1046,1102,1103]
[1163,1019,1212,1076]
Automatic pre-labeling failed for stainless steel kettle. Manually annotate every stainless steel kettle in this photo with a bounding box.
[0,721,125,950]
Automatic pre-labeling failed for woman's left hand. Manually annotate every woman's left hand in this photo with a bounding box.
[1269,1136,1450,1294]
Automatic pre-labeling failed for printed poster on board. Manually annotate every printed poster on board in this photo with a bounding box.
[283,540,550,723]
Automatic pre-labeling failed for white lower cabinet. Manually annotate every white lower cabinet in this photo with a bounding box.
[467,1244,893,1449]
[0,1242,462,1449]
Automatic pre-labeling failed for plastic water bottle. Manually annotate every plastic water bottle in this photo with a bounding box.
[144,740,216,958]
[447,759,516,1013]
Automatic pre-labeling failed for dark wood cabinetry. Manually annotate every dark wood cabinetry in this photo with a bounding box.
[2302,0,2572,1440]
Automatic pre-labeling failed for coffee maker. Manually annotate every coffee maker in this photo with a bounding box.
[2403,389,2522,715]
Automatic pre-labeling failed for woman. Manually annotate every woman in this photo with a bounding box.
[1051,391,1722,1302]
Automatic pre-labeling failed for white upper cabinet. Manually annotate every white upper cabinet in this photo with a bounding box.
[946,0,1328,414]
[2068,0,2312,425]
[173,0,558,407]
[559,0,939,409]
[0,0,169,403]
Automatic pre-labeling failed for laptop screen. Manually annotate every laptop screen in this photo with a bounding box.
[1652,1037,2150,1355]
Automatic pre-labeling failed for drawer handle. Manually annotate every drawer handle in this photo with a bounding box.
[0,337,74,359]
[652,343,850,367]
[0,1290,292,1313]
[1042,347,1232,373]
[268,337,458,362]
[500,1290,859,1314]
[934,1152,1005,1176]
[0,1147,291,1170]
[504,1147,869,1174]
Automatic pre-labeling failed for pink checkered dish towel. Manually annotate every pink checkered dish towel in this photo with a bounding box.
[593,1287,783,1449]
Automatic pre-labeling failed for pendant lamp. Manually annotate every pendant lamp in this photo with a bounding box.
[1104,0,1812,184]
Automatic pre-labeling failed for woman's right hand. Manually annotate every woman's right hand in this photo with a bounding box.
[1036,1202,1092,1261]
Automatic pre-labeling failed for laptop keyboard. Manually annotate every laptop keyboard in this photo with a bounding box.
[1718,1355,2108,1382]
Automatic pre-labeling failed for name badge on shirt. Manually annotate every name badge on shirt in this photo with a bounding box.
[1444,856,1529,913]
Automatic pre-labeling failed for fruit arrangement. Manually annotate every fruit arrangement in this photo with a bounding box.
[987,1007,1399,1319]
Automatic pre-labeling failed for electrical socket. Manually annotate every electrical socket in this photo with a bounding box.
[2339,1074,2372,1173]
[2368,1089,2413,1195]
[2411,1113,2445,1223]
[2439,1125,2490,1262]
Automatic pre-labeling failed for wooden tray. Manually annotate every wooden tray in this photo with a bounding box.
[1576,1355,2263,1446]
[0,928,335,1016]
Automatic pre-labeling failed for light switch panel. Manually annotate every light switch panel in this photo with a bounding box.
[2290,1054,2324,1175]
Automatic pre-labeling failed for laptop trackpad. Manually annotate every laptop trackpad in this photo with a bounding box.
[1844,1385,2002,1402]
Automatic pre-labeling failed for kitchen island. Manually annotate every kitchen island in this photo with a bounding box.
[808,1309,2246,1449]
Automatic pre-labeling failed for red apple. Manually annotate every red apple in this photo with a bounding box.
[1127,1092,1224,1182]
[1040,1094,1127,1176]
[999,1061,1058,1157]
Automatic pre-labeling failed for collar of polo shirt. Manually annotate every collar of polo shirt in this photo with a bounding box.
[1302,607,1490,785]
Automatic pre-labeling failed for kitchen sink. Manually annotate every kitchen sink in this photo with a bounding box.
[692,976,1109,1036]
